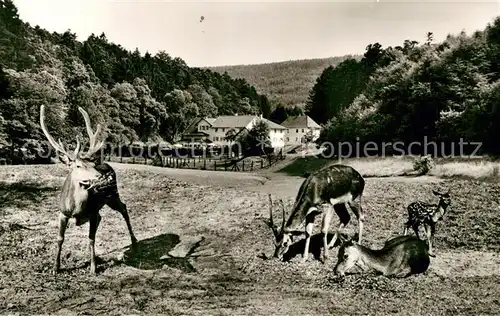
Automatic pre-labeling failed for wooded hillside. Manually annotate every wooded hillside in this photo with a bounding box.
[208,56,360,108]
[306,20,500,156]
[0,0,272,162]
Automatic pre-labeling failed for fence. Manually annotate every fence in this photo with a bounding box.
[105,150,286,173]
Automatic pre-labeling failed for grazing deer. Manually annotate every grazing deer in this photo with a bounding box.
[39,105,138,274]
[334,235,431,278]
[266,164,365,263]
[403,189,451,257]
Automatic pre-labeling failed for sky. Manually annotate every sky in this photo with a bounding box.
[13,0,500,67]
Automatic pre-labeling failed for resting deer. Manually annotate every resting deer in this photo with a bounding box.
[266,164,365,263]
[40,105,138,274]
[403,189,451,257]
[334,235,430,278]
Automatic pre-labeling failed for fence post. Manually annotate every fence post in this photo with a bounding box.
[251,161,254,171]
[145,156,147,165]
[193,158,196,168]
[242,160,245,172]
[204,159,206,170]
[133,156,136,164]
[214,161,217,171]
[224,162,227,171]
[261,160,263,168]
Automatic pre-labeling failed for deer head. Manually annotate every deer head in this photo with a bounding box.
[334,235,359,276]
[40,105,106,186]
[266,194,301,259]
[432,189,451,207]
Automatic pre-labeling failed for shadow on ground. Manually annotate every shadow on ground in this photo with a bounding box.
[281,232,358,262]
[122,233,199,273]
[0,181,58,209]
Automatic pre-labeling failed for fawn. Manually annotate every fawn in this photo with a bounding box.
[403,189,451,257]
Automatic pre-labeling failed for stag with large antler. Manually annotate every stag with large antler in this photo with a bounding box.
[40,105,138,274]
[267,164,365,263]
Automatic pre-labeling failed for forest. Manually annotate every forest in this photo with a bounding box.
[3,0,500,162]
[306,17,500,156]
[0,0,272,163]
[209,55,359,109]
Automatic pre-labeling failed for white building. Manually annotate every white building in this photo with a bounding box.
[181,115,286,149]
[280,115,321,145]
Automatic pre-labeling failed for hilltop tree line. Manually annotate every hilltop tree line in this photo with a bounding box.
[307,19,500,156]
[0,0,273,163]
[209,55,359,108]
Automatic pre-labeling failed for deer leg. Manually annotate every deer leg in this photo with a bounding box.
[327,203,350,249]
[88,213,101,274]
[301,213,316,264]
[424,223,435,257]
[106,195,138,249]
[53,213,69,275]
[429,222,437,257]
[321,205,334,263]
[403,219,411,235]
[412,224,421,239]
[348,197,364,244]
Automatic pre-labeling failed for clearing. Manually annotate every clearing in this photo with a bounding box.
[0,161,499,315]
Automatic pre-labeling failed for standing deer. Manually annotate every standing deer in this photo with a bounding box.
[403,189,451,257]
[40,105,138,274]
[266,164,365,263]
[334,235,430,278]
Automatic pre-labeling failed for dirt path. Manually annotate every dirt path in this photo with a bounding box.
[109,162,269,188]
[110,162,443,198]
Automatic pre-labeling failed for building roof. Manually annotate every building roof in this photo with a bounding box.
[211,115,256,128]
[205,118,216,125]
[261,118,286,130]
[280,115,321,129]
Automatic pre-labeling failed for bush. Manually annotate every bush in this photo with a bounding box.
[413,155,434,175]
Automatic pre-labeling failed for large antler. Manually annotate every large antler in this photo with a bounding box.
[40,105,79,160]
[78,107,105,159]
[279,199,286,233]
[267,194,286,239]
[267,194,279,238]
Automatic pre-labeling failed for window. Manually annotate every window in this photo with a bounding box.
[222,128,225,132]
[302,129,304,133]
[295,137,298,141]
[287,129,289,133]
[286,137,289,141]
[296,129,298,133]
[215,128,218,132]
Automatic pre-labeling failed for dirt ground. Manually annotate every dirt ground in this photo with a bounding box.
[0,162,499,315]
